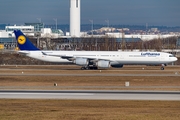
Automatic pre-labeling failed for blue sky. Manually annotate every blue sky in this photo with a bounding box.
[0,0,180,26]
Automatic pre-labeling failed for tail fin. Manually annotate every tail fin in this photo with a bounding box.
[14,30,39,50]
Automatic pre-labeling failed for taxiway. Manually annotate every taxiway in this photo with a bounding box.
[0,90,179,100]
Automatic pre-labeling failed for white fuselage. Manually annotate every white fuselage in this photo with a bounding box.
[19,50,177,65]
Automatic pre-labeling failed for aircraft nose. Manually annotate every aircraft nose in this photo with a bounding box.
[174,57,178,61]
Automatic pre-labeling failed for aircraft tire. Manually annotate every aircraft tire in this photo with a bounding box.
[161,67,164,70]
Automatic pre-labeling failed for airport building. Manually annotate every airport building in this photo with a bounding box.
[0,0,179,52]
[0,0,177,40]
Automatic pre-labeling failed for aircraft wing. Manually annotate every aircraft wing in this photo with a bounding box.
[42,52,72,59]
[41,52,76,61]
[41,52,111,62]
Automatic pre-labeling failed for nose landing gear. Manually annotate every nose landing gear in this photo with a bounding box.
[161,64,167,70]
[161,66,164,70]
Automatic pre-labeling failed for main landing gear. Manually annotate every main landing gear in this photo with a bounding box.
[81,66,98,70]
[81,66,89,70]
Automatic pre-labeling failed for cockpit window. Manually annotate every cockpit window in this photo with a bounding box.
[169,55,174,57]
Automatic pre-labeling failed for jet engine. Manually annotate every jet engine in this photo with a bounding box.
[96,60,110,68]
[74,58,89,66]
[111,64,124,68]
[110,62,124,68]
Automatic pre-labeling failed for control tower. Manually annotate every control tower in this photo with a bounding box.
[70,0,80,37]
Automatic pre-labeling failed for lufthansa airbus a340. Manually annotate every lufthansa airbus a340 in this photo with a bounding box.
[14,30,177,70]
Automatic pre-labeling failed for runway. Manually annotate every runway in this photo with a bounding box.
[0,73,180,76]
[0,66,179,100]
[0,90,179,100]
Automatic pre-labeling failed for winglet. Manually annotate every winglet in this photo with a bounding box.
[14,30,40,51]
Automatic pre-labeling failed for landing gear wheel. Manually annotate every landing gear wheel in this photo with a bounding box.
[93,66,98,70]
[81,66,89,70]
[161,67,164,70]
[81,67,85,70]
[85,67,89,70]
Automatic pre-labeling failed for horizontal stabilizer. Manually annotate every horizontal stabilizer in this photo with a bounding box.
[18,51,30,55]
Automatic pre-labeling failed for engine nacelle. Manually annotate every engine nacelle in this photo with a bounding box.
[111,64,123,68]
[110,62,123,68]
[74,58,88,66]
[97,60,110,68]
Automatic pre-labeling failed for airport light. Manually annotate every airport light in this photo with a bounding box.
[37,18,41,23]
[105,19,109,28]
[89,19,93,36]
[53,18,58,30]
[36,18,41,31]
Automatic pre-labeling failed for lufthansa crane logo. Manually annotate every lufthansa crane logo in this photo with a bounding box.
[18,35,26,45]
